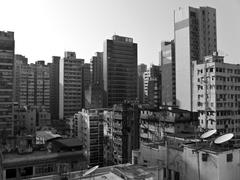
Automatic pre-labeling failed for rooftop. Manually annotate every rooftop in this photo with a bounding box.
[2,150,85,168]
[184,140,239,154]
[36,130,62,142]
[53,138,83,148]
[27,164,158,180]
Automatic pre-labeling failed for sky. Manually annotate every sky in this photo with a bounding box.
[0,0,239,65]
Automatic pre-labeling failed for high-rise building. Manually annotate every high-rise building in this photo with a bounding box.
[83,63,91,108]
[34,61,51,112]
[143,65,161,107]
[192,53,240,136]
[91,52,104,108]
[50,56,60,119]
[0,31,15,138]
[161,40,176,106]
[138,64,147,104]
[148,65,161,108]
[103,35,138,107]
[111,102,139,164]
[174,6,217,111]
[14,55,34,107]
[72,109,104,167]
[143,69,150,103]
[59,52,84,119]
[14,58,51,112]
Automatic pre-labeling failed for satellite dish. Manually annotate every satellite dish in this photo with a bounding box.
[83,165,99,177]
[214,133,234,144]
[200,129,217,139]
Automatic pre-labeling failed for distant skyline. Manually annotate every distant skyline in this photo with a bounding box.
[0,0,239,65]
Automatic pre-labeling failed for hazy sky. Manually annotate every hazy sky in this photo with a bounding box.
[1,0,239,65]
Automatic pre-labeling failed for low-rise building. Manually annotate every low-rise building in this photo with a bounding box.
[24,164,161,180]
[1,138,87,180]
[133,134,240,180]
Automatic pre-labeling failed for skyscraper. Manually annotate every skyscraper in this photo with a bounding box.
[59,52,84,119]
[91,52,104,108]
[174,6,217,111]
[138,64,147,104]
[0,31,14,138]
[34,61,51,112]
[161,40,176,106]
[14,58,50,112]
[143,65,161,107]
[50,56,60,119]
[83,63,91,108]
[148,65,161,108]
[14,55,33,106]
[14,58,51,112]
[103,35,138,107]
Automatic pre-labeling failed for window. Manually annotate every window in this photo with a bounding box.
[226,153,233,162]
[6,169,17,179]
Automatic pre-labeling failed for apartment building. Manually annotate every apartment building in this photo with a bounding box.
[71,109,104,167]
[192,53,240,136]
[59,52,84,119]
[0,31,15,138]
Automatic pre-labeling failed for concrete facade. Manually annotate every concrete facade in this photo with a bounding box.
[72,109,104,167]
[91,52,104,108]
[59,52,84,119]
[161,40,176,106]
[50,56,60,120]
[133,139,240,180]
[192,54,240,136]
[0,31,15,138]
[174,6,217,111]
[138,63,147,104]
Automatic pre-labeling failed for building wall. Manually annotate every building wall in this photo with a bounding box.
[50,56,60,120]
[34,61,51,112]
[174,6,217,111]
[161,41,176,106]
[0,31,14,138]
[13,107,36,135]
[83,63,91,108]
[72,109,104,167]
[134,142,240,180]
[138,64,147,104]
[59,52,84,119]
[193,54,240,136]
[14,58,51,112]
[175,18,192,111]
[143,70,150,103]
[112,102,140,164]
[91,52,104,109]
[184,147,240,180]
